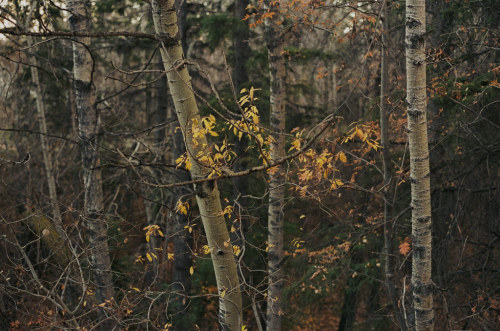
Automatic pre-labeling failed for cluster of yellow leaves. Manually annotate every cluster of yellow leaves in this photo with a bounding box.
[294,141,346,194]
[174,153,192,171]
[191,114,219,140]
[175,199,190,215]
[342,124,381,151]
[143,225,164,243]
[175,87,273,177]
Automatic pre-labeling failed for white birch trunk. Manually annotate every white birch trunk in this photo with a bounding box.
[263,1,286,330]
[151,1,242,329]
[65,1,117,329]
[405,0,434,329]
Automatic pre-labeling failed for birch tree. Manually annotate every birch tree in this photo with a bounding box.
[151,1,242,329]
[65,0,117,328]
[405,0,434,329]
[263,1,286,329]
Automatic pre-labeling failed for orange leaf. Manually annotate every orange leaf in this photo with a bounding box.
[399,237,411,256]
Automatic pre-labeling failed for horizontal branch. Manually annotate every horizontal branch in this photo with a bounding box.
[0,28,159,41]
[140,113,338,189]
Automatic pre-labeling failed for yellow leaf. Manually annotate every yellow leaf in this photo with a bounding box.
[168,253,174,261]
[145,235,150,243]
[189,266,194,275]
[132,288,140,292]
[231,225,236,233]
[290,138,301,152]
[158,230,164,237]
[185,159,192,171]
[146,253,152,262]
[233,245,241,256]
[202,245,210,254]
[299,215,306,219]
[220,289,226,298]
[339,152,347,163]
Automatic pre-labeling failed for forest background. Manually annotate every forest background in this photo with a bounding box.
[0,0,498,330]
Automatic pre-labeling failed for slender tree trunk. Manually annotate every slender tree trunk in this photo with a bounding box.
[23,0,64,238]
[151,1,242,329]
[380,2,408,330]
[66,1,117,329]
[263,1,286,330]
[405,0,433,329]
[28,40,64,232]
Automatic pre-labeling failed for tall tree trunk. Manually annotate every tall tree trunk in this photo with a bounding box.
[405,0,433,329]
[263,1,286,330]
[380,2,407,330]
[28,39,64,232]
[65,0,117,329]
[151,1,242,329]
[24,0,64,238]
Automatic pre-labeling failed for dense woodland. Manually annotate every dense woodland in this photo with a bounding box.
[0,0,498,330]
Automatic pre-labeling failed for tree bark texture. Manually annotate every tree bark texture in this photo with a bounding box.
[66,0,117,329]
[151,1,242,329]
[380,2,407,330]
[263,1,286,330]
[405,0,434,329]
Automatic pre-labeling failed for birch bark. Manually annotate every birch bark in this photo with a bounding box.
[263,1,286,330]
[405,0,434,329]
[151,1,242,329]
[65,0,117,328]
